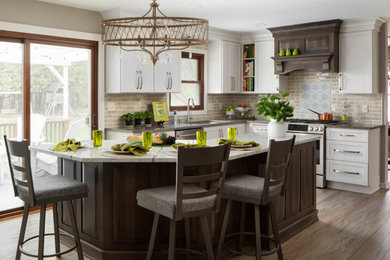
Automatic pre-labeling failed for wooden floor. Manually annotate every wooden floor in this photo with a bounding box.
[1,188,390,260]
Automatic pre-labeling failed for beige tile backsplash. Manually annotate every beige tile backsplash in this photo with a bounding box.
[104,71,383,128]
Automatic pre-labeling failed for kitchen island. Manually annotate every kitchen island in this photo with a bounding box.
[30,133,319,260]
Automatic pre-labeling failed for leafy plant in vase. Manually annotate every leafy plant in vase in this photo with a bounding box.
[144,111,153,126]
[256,90,294,138]
[121,113,134,127]
[134,112,143,127]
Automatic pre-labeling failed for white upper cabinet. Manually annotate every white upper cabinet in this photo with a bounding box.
[339,19,385,94]
[255,40,288,94]
[105,46,180,93]
[154,51,181,93]
[121,51,154,93]
[208,39,241,93]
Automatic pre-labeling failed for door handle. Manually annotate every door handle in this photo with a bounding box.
[140,71,143,89]
[136,71,140,89]
[231,76,235,91]
[333,169,359,175]
[339,134,355,137]
[166,72,169,90]
[169,73,172,90]
[333,149,360,154]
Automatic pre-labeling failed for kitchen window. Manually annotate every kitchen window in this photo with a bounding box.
[169,51,204,111]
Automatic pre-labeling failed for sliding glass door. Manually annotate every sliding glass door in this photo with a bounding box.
[0,33,98,213]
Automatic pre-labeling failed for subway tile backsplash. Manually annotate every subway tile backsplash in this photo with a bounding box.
[104,71,383,128]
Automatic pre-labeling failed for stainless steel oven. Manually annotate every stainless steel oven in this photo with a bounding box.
[286,119,338,188]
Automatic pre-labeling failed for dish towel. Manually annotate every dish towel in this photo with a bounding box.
[53,139,81,152]
[172,143,208,149]
[217,139,259,147]
[111,143,149,156]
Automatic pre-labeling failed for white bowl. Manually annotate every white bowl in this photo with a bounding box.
[225,111,235,116]
[235,107,250,113]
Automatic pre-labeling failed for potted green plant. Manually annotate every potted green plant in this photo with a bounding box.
[256,90,294,138]
[134,112,143,126]
[143,111,154,125]
[120,113,134,127]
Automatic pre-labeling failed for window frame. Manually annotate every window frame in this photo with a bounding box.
[169,51,205,112]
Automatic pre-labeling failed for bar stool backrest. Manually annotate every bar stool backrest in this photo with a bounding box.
[262,135,295,205]
[175,143,231,220]
[4,135,36,206]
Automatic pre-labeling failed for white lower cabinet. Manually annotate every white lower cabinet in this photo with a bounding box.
[326,127,380,194]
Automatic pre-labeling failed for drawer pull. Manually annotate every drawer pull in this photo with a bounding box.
[333,149,360,154]
[333,169,360,175]
[339,134,355,137]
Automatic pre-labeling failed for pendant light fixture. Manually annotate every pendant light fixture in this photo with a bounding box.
[102,0,209,64]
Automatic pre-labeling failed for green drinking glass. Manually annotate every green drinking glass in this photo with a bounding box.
[227,127,237,141]
[93,130,103,147]
[196,131,207,146]
[142,131,153,149]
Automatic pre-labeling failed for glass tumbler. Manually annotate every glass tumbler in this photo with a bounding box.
[227,127,237,141]
[196,131,207,146]
[93,130,103,147]
[142,131,153,149]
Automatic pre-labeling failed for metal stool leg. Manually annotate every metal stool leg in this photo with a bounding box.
[269,202,283,260]
[52,202,60,255]
[168,219,176,260]
[67,200,84,260]
[16,203,30,260]
[254,204,262,260]
[217,199,231,259]
[238,202,246,251]
[38,204,47,260]
[147,213,160,260]
[184,218,192,260]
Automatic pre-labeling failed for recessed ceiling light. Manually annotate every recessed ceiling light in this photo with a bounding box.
[188,4,202,8]
[255,22,267,27]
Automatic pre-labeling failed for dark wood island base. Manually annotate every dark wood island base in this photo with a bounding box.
[57,141,317,259]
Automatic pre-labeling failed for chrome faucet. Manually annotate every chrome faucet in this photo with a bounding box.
[187,98,195,123]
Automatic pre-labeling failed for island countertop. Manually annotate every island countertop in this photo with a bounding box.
[30,133,320,163]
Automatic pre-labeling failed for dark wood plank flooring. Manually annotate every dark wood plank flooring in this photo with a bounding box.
[0,188,389,259]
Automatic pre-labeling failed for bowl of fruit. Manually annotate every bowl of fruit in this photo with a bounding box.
[235,104,250,116]
[225,106,235,119]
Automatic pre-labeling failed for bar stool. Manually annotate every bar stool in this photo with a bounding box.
[216,136,295,260]
[137,143,231,260]
[4,136,89,260]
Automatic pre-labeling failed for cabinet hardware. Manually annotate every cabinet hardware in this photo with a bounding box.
[136,71,140,89]
[169,73,173,90]
[140,71,143,89]
[333,149,360,154]
[333,169,359,175]
[231,76,235,91]
[339,134,355,137]
[166,72,170,90]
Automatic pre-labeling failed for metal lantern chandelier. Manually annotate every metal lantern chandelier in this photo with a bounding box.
[101,0,209,64]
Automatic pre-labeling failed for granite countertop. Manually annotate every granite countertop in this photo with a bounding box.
[30,133,319,163]
[105,119,249,133]
[326,122,384,130]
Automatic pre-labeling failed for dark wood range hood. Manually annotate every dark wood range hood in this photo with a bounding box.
[268,19,343,74]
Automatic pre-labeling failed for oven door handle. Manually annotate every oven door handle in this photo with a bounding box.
[339,134,355,137]
[333,169,360,175]
[333,149,360,154]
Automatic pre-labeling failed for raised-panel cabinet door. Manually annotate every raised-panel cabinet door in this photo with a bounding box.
[222,41,241,93]
[105,46,121,93]
[154,51,181,93]
[120,51,154,93]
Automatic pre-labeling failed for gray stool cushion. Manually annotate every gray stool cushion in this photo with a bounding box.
[221,174,282,203]
[137,184,217,219]
[17,174,88,204]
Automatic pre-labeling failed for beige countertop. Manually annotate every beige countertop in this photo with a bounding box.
[30,133,319,163]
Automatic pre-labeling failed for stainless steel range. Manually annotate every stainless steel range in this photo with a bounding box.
[286,119,338,188]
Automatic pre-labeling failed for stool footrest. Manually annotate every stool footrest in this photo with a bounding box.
[151,247,208,258]
[20,233,77,258]
[223,231,280,256]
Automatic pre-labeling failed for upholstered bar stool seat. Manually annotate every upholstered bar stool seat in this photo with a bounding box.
[137,184,217,219]
[4,136,88,260]
[17,173,88,205]
[221,174,282,203]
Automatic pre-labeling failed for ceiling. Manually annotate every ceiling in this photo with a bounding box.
[39,0,390,33]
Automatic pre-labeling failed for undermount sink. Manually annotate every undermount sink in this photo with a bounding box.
[187,120,231,125]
